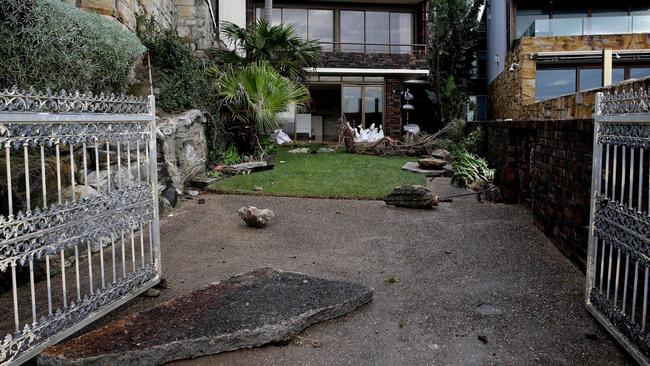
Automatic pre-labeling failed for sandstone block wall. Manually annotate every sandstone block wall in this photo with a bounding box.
[488,34,650,120]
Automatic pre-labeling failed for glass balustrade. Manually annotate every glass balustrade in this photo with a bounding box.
[521,15,650,38]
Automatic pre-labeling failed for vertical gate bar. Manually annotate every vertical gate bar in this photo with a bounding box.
[60,249,67,308]
[121,231,126,277]
[587,100,603,304]
[5,143,13,218]
[106,142,111,192]
[56,142,62,204]
[149,224,154,263]
[117,141,121,191]
[74,245,80,301]
[12,263,19,332]
[99,238,105,288]
[633,261,639,322]
[605,144,610,198]
[46,255,52,315]
[130,229,136,272]
[23,144,30,212]
[613,145,618,202]
[111,236,117,283]
[127,141,131,184]
[643,267,649,331]
[69,144,75,201]
[621,147,626,205]
[87,242,93,295]
[29,259,36,324]
[599,239,605,291]
[614,249,621,305]
[83,142,88,185]
[621,253,630,314]
[136,140,142,181]
[629,147,635,210]
[149,95,162,276]
[41,145,47,208]
[94,140,100,192]
[140,224,145,268]
[607,244,613,298]
[145,139,150,184]
[637,147,645,212]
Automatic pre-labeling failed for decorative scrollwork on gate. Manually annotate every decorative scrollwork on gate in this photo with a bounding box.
[599,88,650,115]
[0,264,156,364]
[0,86,149,114]
[593,195,650,263]
[597,123,650,148]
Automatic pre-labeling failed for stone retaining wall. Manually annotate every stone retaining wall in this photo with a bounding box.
[478,119,594,271]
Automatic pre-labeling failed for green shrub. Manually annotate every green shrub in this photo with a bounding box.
[450,148,494,188]
[223,145,242,166]
[136,16,209,113]
[0,0,145,93]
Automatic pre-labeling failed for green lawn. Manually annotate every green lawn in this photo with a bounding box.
[209,148,425,199]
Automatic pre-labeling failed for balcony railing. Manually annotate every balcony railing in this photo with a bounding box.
[521,15,650,38]
[318,42,426,55]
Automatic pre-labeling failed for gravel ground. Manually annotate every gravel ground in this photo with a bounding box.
[78,178,628,365]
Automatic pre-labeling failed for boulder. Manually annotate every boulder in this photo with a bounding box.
[158,110,207,193]
[239,206,274,228]
[384,185,439,209]
[418,158,447,170]
[432,149,451,162]
[63,185,98,201]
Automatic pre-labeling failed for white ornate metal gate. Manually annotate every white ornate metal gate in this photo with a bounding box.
[0,87,161,365]
[587,89,650,364]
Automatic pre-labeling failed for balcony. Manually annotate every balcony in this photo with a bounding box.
[316,42,428,70]
[520,15,650,38]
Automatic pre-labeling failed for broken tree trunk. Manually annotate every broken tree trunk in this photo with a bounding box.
[383,185,440,209]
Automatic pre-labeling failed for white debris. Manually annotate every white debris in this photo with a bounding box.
[273,129,292,145]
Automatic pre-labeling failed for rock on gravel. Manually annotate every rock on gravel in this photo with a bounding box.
[239,206,274,227]
[38,268,373,366]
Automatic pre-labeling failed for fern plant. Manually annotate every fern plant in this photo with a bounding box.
[451,148,494,188]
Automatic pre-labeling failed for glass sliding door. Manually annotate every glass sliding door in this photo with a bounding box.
[365,12,389,53]
[340,11,365,52]
[342,86,362,128]
[364,86,383,129]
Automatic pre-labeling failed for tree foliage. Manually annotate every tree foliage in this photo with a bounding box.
[0,0,145,93]
[214,19,322,79]
[427,0,485,122]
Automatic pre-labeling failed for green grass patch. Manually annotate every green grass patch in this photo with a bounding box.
[209,148,425,199]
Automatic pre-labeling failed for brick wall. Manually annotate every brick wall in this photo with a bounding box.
[479,119,594,271]
[488,33,650,120]
[318,52,428,70]
[385,77,403,137]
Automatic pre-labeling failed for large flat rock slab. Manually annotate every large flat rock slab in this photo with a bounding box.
[38,269,373,366]
[401,161,452,177]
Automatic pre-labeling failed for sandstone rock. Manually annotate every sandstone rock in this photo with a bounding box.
[239,206,274,228]
[158,110,207,193]
[432,149,451,162]
[63,185,99,201]
[38,268,373,366]
[288,148,309,154]
[161,186,178,208]
[384,185,439,209]
[317,147,336,153]
[418,158,447,170]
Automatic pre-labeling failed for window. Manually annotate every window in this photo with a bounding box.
[579,68,602,91]
[343,86,362,128]
[340,11,365,52]
[366,12,390,53]
[536,68,576,100]
[364,86,383,128]
[613,68,626,83]
[256,7,333,49]
[631,67,650,79]
[308,10,334,51]
[390,12,413,54]
[343,85,384,128]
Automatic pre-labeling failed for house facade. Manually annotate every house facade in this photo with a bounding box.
[486,0,650,120]
[227,0,431,141]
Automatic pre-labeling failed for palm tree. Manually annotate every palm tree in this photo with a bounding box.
[215,19,321,80]
[217,62,310,153]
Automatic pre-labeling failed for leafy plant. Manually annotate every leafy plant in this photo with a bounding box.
[223,145,242,166]
[215,62,309,154]
[214,19,322,79]
[0,0,145,93]
[451,148,494,188]
[136,16,210,113]
[258,135,279,157]
[427,0,485,122]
